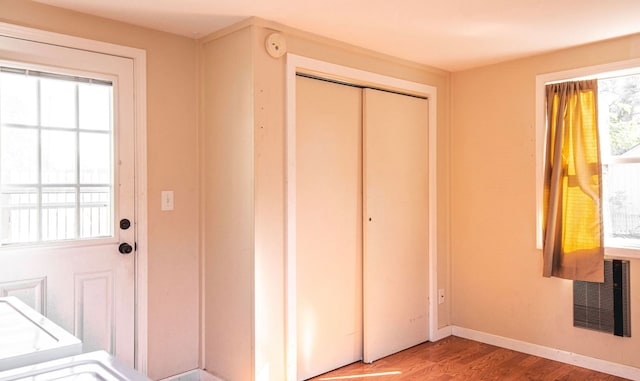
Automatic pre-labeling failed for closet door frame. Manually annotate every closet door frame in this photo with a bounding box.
[284,54,438,381]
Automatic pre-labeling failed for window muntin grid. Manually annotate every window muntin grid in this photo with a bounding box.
[0,67,114,245]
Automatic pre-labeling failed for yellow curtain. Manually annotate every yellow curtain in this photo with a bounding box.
[543,80,604,282]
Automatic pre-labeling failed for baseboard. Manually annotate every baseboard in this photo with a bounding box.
[430,325,452,342]
[451,326,640,380]
[158,369,225,381]
[199,370,225,381]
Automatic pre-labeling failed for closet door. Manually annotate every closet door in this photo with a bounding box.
[363,88,429,363]
[296,76,363,380]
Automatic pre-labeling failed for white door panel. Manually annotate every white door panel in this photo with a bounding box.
[296,76,363,380]
[363,88,429,363]
[0,277,46,313]
[0,35,135,366]
[295,77,430,377]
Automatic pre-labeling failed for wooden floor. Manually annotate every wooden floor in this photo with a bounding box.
[308,336,630,381]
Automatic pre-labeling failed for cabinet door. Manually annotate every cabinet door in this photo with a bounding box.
[363,88,429,363]
[296,76,363,380]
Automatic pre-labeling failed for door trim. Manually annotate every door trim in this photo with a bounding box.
[0,22,149,375]
[285,54,438,380]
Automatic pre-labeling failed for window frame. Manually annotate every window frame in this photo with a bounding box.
[0,64,117,245]
[536,58,640,259]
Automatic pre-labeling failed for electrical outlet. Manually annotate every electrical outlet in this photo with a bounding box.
[438,288,445,304]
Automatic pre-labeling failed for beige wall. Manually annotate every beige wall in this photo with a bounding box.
[201,26,255,381]
[451,33,640,368]
[0,1,201,379]
[251,25,287,381]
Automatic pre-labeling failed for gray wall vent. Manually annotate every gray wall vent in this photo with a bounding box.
[573,259,630,337]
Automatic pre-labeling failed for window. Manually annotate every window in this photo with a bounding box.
[599,74,640,250]
[0,66,114,245]
[536,60,640,258]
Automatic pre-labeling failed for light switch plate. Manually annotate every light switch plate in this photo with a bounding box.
[161,191,174,211]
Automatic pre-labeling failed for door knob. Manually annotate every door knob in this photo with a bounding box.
[119,243,133,255]
[120,218,131,230]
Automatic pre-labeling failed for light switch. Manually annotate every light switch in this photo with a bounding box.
[161,191,174,211]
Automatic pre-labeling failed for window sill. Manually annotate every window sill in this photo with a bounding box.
[605,246,640,260]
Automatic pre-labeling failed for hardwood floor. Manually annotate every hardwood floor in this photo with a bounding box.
[307,336,630,381]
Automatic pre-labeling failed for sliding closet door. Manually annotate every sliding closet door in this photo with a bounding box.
[363,88,429,363]
[296,76,363,380]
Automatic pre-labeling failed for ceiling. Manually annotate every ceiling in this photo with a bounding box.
[34,0,640,71]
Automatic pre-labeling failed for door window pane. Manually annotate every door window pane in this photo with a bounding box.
[0,188,38,244]
[42,187,76,241]
[79,83,111,131]
[0,71,37,126]
[80,132,111,184]
[41,77,76,129]
[80,187,111,238]
[1,127,38,184]
[42,130,77,184]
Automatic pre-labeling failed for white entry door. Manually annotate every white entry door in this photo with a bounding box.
[0,36,136,366]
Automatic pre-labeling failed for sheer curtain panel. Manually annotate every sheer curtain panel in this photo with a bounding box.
[543,80,604,282]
